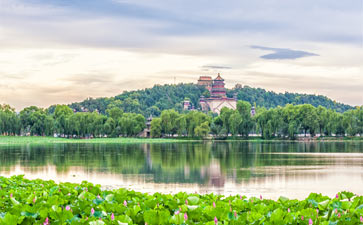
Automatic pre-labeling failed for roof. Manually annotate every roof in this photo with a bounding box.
[214,73,224,81]
[198,76,212,80]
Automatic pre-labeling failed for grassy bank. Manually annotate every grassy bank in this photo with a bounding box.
[0,136,197,145]
[0,136,361,146]
[0,176,362,224]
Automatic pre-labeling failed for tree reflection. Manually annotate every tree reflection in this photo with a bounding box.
[0,141,362,188]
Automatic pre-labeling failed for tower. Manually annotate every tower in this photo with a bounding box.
[211,73,227,98]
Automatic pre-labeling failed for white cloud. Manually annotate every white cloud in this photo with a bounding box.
[0,0,362,110]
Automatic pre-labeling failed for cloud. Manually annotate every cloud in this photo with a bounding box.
[0,0,362,110]
[1,0,361,51]
[63,72,117,86]
[251,46,319,60]
[202,65,232,70]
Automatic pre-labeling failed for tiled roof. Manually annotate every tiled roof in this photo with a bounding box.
[198,76,212,80]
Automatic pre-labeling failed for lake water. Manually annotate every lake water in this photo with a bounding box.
[1,141,362,200]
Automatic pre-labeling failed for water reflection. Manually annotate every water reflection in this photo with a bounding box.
[0,141,363,199]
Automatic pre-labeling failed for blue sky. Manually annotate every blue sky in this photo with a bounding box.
[0,0,362,109]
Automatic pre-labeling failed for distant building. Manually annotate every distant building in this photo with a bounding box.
[197,76,213,92]
[199,73,237,114]
[183,98,192,110]
[139,115,153,138]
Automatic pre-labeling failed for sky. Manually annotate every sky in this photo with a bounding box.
[0,0,362,110]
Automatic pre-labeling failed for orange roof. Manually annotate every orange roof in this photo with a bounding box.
[198,76,212,80]
[214,73,224,80]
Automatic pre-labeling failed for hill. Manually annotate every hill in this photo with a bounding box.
[55,83,353,116]
[227,85,352,112]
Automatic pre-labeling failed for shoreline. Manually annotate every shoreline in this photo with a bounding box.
[0,136,362,145]
[0,136,198,145]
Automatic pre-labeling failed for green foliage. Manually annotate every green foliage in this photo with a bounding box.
[66,83,207,116]
[228,85,353,113]
[54,105,73,134]
[59,83,353,117]
[119,113,146,136]
[343,108,362,136]
[253,105,363,139]
[236,101,254,137]
[160,109,180,136]
[1,176,363,224]
[0,104,20,135]
[194,121,210,138]
[1,99,362,139]
[298,104,319,136]
[151,110,211,138]
[150,118,162,138]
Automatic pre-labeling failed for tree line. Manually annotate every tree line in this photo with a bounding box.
[0,102,361,139]
[0,104,146,137]
[149,101,362,139]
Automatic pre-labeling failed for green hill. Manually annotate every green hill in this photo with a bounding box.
[228,86,353,113]
[55,83,353,116]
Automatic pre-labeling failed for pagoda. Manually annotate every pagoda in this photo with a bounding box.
[199,73,237,114]
[211,73,227,98]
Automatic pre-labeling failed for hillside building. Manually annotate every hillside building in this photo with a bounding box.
[199,73,237,114]
[183,98,191,110]
[197,76,213,92]
[139,115,153,137]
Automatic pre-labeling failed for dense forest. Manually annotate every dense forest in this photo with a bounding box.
[1,102,361,139]
[48,83,353,117]
[227,85,353,112]
[57,84,207,116]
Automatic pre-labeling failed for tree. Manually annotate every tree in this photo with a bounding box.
[150,118,162,138]
[280,104,300,139]
[106,107,123,121]
[54,105,73,135]
[160,109,180,136]
[298,104,319,136]
[343,109,359,136]
[219,107,234,134]
[334,113,345,136]
[210,116,225,137]
[236,101,254,137]
[316,106,328,136]
[0,104,20,135]
[91,113,107,137]
[119,113,146,136]
[176,115,187,136]
[104,117,117,137]
[229,111,242,136]
[194,121,210,138]
[185,111,211,137]
[357,107,363,136]
[19,106,54,136]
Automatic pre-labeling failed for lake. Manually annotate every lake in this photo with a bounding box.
[1,141,362,200]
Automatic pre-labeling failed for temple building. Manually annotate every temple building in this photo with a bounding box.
[183,98,193,110]
[138,115,153,137]
[199,73,237,114]
[197,76,213,92]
